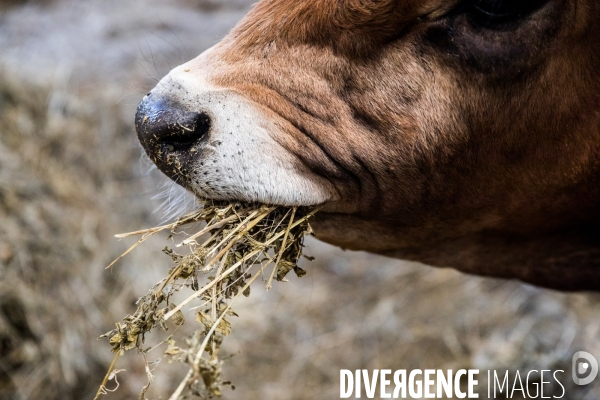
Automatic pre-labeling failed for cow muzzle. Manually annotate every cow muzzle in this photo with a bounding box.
[135,93,211,183]
[133,66,335,207]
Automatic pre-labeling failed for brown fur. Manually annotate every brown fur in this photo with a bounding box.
[154,0,600,290]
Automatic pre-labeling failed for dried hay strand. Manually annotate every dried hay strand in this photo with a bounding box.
[97,201,319,399]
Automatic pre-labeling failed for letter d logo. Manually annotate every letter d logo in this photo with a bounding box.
[572,351,598,385]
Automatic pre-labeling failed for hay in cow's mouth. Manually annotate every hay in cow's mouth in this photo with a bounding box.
[96,201,319,399]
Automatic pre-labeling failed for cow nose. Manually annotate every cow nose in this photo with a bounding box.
[135,93,211,155]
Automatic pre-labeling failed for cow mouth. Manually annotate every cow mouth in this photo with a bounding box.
[141,130,334,208]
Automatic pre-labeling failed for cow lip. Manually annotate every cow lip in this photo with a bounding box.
[147,130,336,208]
[144,142,200,190]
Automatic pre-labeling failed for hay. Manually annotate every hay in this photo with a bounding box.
[98,201,319,399]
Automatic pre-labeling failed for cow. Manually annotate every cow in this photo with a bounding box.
[135,0,600,291]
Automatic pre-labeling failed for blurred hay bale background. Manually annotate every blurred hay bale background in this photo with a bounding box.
[0,1,599,399]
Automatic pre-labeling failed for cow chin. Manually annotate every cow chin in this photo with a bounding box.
[135,64,334,207]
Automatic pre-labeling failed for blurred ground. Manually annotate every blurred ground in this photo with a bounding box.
[0,1,599,399]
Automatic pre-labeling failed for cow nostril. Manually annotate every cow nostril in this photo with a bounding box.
[160,112,211,151]
[136,97,212,153]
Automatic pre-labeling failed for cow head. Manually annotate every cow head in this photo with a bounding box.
[136,0,600,290]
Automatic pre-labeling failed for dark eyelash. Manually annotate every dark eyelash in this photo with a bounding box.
[472,3,510,19]
[467,0,549,27]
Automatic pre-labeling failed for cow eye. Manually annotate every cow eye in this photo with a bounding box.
[466,0,549,28]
